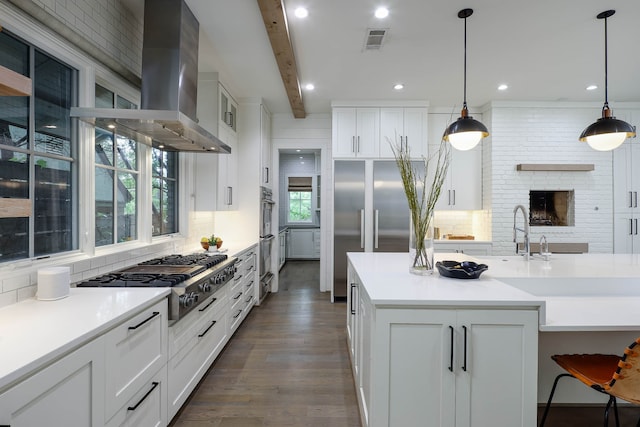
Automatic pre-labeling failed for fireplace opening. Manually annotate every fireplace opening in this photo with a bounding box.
[529,190,574,226]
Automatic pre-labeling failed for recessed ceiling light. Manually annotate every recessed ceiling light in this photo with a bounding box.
[44,124,57,129]
[294,7,308,18]
[375,7,389,19]
[498,84,508,91]
[296,149,301,152]
[304,83,315,91]
[393,83,404,90]
[586,85,598,91]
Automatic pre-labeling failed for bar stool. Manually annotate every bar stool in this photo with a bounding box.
[540,337,640,427]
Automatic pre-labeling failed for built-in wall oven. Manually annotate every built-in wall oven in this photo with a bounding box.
[259,186,275,302]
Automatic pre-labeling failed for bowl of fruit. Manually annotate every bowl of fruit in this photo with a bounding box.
[200,235,223,251]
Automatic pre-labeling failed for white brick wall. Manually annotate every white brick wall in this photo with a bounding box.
[487,102,617,256]
[25,0,143,75]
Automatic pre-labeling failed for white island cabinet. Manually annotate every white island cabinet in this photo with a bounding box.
[347,253,541,427]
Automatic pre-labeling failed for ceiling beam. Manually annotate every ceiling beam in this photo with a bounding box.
[257,0,306,119]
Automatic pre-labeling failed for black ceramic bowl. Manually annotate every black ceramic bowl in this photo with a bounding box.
[436,260,488,279]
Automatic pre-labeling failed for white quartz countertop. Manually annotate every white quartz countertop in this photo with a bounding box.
[347,252,544,307]
[348,252,640,332]
[0,288,169,391]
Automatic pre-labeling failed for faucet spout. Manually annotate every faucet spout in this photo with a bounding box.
[513,205,530,260]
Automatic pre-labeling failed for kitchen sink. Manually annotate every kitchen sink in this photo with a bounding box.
[498,277,640,297]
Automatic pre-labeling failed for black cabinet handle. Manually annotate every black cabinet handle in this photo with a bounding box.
[448,326,454,372]
[350,283,356,315]
[128,311,159,330]
[462,325,468,372]
[127,382,159,411]
[235,274,243,282]
[198,320,217,338]
[233,292,242,300]
[233,309,242,319]
[198,297,217,312]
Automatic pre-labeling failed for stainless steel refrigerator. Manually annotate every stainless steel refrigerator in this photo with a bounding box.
[333,160,420,298]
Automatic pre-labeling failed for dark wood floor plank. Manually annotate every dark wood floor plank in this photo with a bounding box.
[170,261,361,427]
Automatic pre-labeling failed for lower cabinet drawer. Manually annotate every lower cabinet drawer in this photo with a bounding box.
[104,299,168,420]
[105,367,167,427]
[167,307,228,421]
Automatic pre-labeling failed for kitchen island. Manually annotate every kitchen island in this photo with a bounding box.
[347,252,640,427]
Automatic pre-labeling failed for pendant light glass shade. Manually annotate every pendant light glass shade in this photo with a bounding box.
[443,8,489,151]
[580,10,635,151]
[444,105,489,151]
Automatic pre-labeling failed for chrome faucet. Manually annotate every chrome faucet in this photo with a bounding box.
[539,235,550,261]
[513,205,530,261]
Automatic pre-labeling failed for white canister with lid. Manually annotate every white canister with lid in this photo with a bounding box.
[37,266,70,300]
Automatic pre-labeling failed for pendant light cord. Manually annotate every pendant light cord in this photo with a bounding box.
[463,14,468,109]
[603,14,609,109]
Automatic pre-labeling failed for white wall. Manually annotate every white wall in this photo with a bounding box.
[487,101,623,255]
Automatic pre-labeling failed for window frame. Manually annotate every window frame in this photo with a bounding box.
[286,173,315,225]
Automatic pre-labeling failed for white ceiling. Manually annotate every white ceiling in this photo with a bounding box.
[125,0,640,117]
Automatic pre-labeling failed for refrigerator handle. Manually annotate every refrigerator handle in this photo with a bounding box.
[360,209,365,249]
[374,210,379,249]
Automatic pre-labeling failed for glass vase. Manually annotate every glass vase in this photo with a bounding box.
[409,214,435,275]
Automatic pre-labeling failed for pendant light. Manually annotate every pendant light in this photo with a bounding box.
[443,8,489,151]
[579,10,635,151]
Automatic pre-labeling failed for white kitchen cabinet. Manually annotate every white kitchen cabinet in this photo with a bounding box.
[613,134,640,253]
[332,107,380,158]
[105,367,167,427]
[219,83,237,134]
[348,264,538,427]
[379,107,428,158]
[0,336,105,427]
[279,229,287,270]
[434,241,492,256]
[168,287,228,421]
[288,228,319,259]
[215,125,238,210]
[261,104,272,186]
[429,113,482,211]
[194,75,239,211]
[228,246,257,333]
[104,299,168,420]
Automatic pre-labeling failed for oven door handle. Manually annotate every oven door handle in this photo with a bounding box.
[261,234,275,241]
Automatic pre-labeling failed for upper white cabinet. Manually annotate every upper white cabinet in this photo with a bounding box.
[332,103,429,159]
[260,104,272,186]
[379,107,428,158]
[429,113,482,211]
[219,83,237,134]
[332,107,380,158]
[194,74,239,211]
[613,112,640,253]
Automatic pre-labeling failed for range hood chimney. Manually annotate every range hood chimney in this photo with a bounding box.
[70,0,230,153]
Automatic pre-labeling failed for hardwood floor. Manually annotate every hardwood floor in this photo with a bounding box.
[170,260,640,427]
[169,260,361,427]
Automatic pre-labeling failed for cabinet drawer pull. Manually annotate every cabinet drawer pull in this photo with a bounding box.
[127,381,159,411]
[246,280,254,288]
[128,311,159,330]
[233,309,242,319]
[350,283,357,315]
[462,325,468,372]
[235,274,243,282]
[233,291,242,300]
[198,297,217,312]
[448,326,454,372]
[198,320,217,338]
[245,295,253,303]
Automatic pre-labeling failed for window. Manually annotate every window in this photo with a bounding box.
[94,84,138,246]
[0,31,77,262]
[152,148,178,235]
[288,176,313,223]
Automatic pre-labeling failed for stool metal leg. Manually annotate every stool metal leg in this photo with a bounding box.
[540,373,574,427]
[603,395,619,427]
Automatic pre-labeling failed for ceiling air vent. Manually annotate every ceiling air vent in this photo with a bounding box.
[364,28,387,50]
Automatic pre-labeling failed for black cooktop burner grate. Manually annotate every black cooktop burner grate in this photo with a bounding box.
[138,253,227,269]
[76,272,192,288]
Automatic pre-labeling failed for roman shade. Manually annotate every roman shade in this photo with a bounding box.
[288,176,312,192]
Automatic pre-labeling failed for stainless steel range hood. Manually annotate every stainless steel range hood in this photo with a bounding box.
[70,0,230,154]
